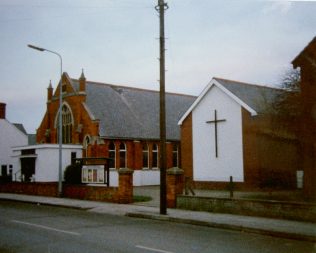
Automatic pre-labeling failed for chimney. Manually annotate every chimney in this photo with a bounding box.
[0,102,6,119]
[79,69,86,93]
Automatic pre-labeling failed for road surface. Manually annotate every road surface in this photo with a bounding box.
[0,201,314,253]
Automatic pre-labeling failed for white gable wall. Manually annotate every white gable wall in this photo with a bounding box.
[0,119,28,175]
[192,85,244,182]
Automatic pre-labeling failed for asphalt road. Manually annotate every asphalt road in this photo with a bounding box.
[0,201,314,253]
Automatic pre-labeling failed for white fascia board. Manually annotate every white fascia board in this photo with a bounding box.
[178,78,257,126]
[12,144,83,151]
[178,81,213,125]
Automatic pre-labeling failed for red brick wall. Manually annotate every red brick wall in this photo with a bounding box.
[242,108,299,189]
[180,113,193,178]
[180,108,299,190]
[0,182,58,197]
[63,184,118,202]
[166,168,184,208]
[37,74,99,144]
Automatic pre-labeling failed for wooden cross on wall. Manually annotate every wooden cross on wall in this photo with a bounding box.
[206,110,226,158]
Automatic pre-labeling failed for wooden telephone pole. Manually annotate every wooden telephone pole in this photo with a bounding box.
[156,0,168,215]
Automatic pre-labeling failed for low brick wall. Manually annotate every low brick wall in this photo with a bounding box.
[0,182,123,203]
[63,184,118,202]
[0,169,134,203]
[177,195,316,222]
[0,182,59,197]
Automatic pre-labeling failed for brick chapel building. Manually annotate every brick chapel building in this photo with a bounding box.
[292,36,316,200]
[179,77,300,190]
[36,71,196,185]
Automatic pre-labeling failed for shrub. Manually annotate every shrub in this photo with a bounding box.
[64,164,82,184]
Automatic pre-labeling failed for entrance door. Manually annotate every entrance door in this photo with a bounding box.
[21,158,36,182]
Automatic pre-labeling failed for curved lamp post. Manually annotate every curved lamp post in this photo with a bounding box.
[28,44,63,197]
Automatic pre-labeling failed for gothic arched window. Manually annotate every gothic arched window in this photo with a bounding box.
[56,104,74,144]
[62,105,73,143]
[83,135,91,157]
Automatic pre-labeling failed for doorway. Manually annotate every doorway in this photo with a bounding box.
[21,158,36,182]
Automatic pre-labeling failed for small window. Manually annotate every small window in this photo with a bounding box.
[142,143,149,169]
[108,142,116,169]
[119,142,127,168]
[1,165,7,176]
[152,144,158,168]
[84,136,91,157]
[172,144,179,167]
[71,152,76,164]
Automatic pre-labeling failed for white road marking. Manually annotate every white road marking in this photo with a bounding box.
[11,220,80,236]
[135,245,174,253]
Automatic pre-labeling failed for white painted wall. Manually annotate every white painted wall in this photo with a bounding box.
[109,169,160,187]
[133,169,160,186]
[109,170,119,187]
[0,119,28,175]
[12,144,82,182]
[192,85,244,182]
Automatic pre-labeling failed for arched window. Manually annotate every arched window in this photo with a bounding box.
[56,104,73,144]
[142,143,149,169]
[108,141,116,169]
[152,143,158,169]
[172,144,179,167]
[83,135,91,157]
[119,142,126,168]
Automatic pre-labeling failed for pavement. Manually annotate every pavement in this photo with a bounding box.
[0,192,315,243]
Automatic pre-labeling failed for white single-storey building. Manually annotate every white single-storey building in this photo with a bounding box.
[11,144,82,182]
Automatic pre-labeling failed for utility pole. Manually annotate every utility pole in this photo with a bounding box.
[155,0,168,215]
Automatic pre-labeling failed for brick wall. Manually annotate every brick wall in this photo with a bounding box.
[177,195,316,222]
[0,168,134,204]
[180,113,193,178]
[37,74,99,144]
[242,109,300,189]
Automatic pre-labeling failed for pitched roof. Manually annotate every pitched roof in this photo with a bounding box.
[13,123,27,135]
[292,36,316,68]
[214,78,283,113]
[178,77,284,125]
[71,78,196,140]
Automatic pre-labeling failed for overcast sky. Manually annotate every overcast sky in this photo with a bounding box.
[0,0,315,134]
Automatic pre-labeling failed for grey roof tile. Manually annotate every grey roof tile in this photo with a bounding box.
[71,79,196,140]
[215,78,284,113]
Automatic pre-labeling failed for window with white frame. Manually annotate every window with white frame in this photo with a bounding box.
[83,135,91,157]
[108,141,116,169]
[172,143,179,167]
[142,143,149,169]
[119,142,126,168]
[56,104,73,144]
[152,143,158,169]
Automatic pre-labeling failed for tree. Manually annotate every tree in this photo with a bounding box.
[271,68,302,134]
[64,163,82,184]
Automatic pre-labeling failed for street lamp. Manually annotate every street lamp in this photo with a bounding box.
[28,44,63,197]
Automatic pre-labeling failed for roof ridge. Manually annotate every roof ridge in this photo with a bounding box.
[214,77,283,91]
[71,78,196,98]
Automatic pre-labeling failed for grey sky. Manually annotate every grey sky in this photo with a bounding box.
[0,0,315,133]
